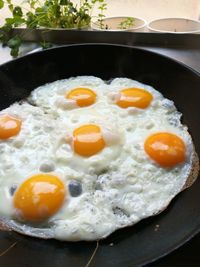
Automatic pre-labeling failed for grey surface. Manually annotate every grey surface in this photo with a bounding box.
[0,43,39,65]
[10,29,200,48]
[141,47,200,72]
[1,42,199,73]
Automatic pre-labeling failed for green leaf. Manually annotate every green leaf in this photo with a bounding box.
[14,17,25,27]
[6,16,25,27]
[69,7,77,13]
[118,17,135,29]
[8,4,13,11]
[26,11,38,28]
[29,0,37,9]
[0,31,7,44]
[0,0,4,9]
[13,6,23,17]
[1,23,12,32]
[49,4,61,18]
[60,0,69,5]
[40,41,52,49]
[7,35,22,49]
[10,47,19,57]
[5,17,15,25]
[98,13,105,17]
[35,6,47,13]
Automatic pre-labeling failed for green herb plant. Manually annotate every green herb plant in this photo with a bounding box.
[118,17,135,29]
[94,16,135,31]
[0,0,107,57]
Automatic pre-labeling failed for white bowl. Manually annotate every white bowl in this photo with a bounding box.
[91,16,147,32]
[147,18,200,34]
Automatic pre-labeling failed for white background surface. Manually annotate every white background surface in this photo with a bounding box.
[0,0,200,23]
[103,0,200,21]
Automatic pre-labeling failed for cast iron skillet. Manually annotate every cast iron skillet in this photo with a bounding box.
[0,44,199,267]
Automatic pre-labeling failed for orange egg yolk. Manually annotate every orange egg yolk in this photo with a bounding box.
[66,88,96,107]
[13,174,66,222]
[73,124,105,157]
[116,88,153,109]
[0,114,22,139]
[144,132,186,167]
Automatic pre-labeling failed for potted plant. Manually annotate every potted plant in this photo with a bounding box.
[0,0,107,56]
[147,18,200,34]
[91,16,147,32]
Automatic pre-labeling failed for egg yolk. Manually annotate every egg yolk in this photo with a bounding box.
[0,114,22,139]
[144,132,186,167]
[73,124,105,157]
[66,88,96,107]
[116,88,153,109]
[13,174,66,222]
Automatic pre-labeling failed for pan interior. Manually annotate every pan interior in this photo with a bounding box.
[0,44,199,267]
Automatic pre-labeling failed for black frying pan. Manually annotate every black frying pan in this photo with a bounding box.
[0,44,200,267]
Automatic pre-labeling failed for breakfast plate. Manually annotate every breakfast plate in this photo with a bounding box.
[0,44,199,267]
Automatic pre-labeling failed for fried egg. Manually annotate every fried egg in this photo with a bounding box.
[0,77,198,241]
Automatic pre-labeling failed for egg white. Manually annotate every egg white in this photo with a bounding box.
[0,76,196,241]
[0,103,62,217]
